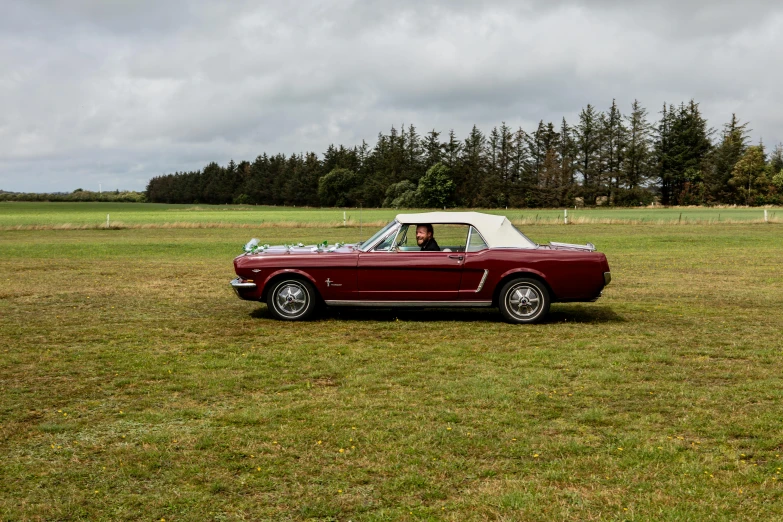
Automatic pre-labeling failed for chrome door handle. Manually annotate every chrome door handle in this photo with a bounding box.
[448,255,464,261]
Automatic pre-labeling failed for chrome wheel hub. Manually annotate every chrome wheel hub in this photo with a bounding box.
[275,284,307,315]
[507,285,541,318]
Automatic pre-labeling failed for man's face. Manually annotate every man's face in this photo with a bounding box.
[416,225,431,246]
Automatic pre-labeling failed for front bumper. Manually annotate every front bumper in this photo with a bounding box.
[230,277,257,297]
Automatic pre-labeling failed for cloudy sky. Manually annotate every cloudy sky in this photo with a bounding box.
[2,0,781,193]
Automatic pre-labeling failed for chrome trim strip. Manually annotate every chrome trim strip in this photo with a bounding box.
[230,277,257,289]
[549,241,596,252]
[324,300,492,308]
[475,270,489,293]
[603,272,612,285]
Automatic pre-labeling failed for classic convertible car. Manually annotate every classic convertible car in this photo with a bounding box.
[230,212,611,324]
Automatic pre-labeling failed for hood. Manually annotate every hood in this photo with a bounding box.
[239,238,357,256]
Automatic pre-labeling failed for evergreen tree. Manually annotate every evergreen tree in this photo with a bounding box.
[443,130,462,170]
[670,100,713,204]
[482,126,502,206]
[622,100,653,190]
[423,129,443,170]
[457,125,486,207]
[601,99,628,200]
[575,104,602,204]
[707,114,750,203]
[655,103,676,205]
[403,124,424,181]
[557,118,577,206]
[510,127,532,206]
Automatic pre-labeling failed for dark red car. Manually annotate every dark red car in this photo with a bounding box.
[231,212,611,324]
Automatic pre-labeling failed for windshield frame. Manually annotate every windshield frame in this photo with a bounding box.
[359,220,401,252]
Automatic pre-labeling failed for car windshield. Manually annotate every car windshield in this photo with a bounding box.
[359,220,398,252]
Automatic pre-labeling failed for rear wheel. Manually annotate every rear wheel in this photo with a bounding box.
[267,278,317,321]
[498,278,550,324]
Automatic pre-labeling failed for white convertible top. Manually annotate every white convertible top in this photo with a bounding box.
[395,211,537,249]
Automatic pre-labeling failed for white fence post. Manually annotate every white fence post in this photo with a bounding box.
[764,209,768,222]
[343,211,346,227]
[564,209,568,225]
[106,214,110,228]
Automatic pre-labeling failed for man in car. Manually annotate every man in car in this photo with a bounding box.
[416,224,440,251]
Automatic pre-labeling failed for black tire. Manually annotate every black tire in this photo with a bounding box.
[266,278,317,321]
[498,277,550,324]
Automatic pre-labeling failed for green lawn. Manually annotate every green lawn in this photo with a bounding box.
[1,201,780,229]
[1,206,782,520]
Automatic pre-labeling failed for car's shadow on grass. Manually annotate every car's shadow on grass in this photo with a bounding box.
[249,304,622,324]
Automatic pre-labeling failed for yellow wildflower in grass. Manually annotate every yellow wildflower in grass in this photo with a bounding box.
[339,448,344,453]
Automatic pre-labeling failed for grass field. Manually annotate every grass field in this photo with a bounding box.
[1,204,782,520]
[1,202,781,229]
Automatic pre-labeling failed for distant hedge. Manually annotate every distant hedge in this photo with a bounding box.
[0,190,147,203]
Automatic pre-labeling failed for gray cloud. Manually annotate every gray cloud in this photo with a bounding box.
[1,0,781,192]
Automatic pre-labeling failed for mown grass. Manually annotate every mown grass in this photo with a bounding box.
[1,201,780,229]
[1,215,782,520]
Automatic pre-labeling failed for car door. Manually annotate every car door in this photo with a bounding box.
[357,224,466,302]
[458,226,493,301]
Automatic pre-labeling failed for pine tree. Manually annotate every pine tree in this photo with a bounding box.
[707,114,750,203]
[423,129,443,170]
[558,118,577,206]
[622,100,654,190]
[601,99,628,201]
[458,125,487,207]
[575,104,602,204]
[510,127,531,206]
[669,100,713,204]
[654,103,676,205]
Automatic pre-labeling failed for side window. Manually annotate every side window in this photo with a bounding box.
[435,225,470,252]
[466,226,488,252]
[392,224,472,251]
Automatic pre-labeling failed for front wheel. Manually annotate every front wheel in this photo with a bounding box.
[267,279,317,321]
[498,278,550,324]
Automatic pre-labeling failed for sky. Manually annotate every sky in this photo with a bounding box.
[2,0,782,193]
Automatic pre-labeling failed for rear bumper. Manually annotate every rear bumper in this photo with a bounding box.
[604,272,612,285]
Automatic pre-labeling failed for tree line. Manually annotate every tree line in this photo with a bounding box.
[144,99,782,208]
[0,189,146,203]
